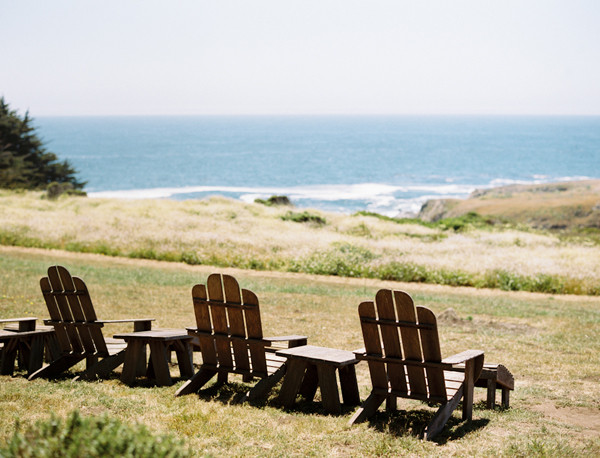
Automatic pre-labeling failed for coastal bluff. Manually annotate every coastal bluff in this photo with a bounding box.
[418,179,600,230]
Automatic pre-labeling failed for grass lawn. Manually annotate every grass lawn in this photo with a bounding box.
[1,246,599,456]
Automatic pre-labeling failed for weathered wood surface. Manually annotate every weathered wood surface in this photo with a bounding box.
[456,362,515,408]
[0,328,55,376]
[349,288,485,441]
[276,345,361,415]
[176,273,307,400]
[276,345,357,367]
[28,265,153,381]
[115,329,194,386]
[0,317,37,332]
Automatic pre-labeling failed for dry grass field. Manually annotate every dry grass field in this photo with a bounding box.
[1,190,600,295]
[0,246,599,456]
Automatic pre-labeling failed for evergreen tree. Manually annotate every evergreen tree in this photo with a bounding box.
[0,97,85,190]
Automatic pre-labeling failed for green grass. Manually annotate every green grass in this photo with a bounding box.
[1,248,599,456]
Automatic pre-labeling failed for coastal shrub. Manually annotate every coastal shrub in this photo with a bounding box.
[435,212,494,232]
[289,243,375,277]
[432,268,475,287]
[353,211,435,227]
[281,211,326,226]
[0,228,47,249]
[255,195,292,206]
[353,210,495,232]
[45,182,87,200]
[375,262,429,283]
[180,251,202,265]
[0,410,190,458]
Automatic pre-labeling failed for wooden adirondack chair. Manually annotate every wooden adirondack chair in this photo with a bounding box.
[28,266,153,381]
[175,273,307,400]
[349,289,484,440]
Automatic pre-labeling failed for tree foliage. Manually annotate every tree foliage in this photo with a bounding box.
[0,97,85,190]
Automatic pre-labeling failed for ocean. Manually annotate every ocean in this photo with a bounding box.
[36,115,600,217]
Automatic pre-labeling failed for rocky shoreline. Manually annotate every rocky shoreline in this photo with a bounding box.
[418,179,600,229]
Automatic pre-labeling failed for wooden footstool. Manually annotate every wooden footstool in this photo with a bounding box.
[458,362,515,408]
[477,363,514,408]
[114,329,194,386]
[276,345,360,415]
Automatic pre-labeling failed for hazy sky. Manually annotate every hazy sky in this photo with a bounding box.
[2,0,599,116]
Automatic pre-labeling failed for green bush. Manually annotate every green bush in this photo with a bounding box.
[289,243,375,277]
[0,410,190,458]
[255,195,292,206]
[434,212,494,232]
[281,211,326,226]
[45,182,87,200]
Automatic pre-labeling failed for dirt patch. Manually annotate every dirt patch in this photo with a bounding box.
[436,308,537,335]
[478,319,537,335]
[532,401,600,437]
[437,308,465,325]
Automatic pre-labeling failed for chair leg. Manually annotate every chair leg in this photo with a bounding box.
[175,367,217,396]
[0,339,19,376]
[27,335,46,375]
[28,355,86,380]
[463,358,477,421]
[243,364,287,402]
[76,352,126,381]
[424,386,463,441]
[348,392,386,425]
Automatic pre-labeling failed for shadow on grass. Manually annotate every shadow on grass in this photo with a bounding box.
[365,406,490,444]
[191,380,357,416]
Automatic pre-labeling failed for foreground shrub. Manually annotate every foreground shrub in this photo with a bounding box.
[0,410,190,458]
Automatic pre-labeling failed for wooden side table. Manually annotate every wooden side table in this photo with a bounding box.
[276,345,360,415]
[114,329,194,386]
[0,328,56,376]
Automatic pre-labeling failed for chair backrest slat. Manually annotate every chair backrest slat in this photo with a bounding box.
[206,274,233,370]
[358,301,388,391]
[375,289,408,394]
[192,284,218,366]
[243,288,267,375]
[416,306,446,399]
[73,276,107,354]
[59,269,97,355]
[40,276,71,354]
[223,275,251,373]
[394,291,427,396]
[47,266,82,354]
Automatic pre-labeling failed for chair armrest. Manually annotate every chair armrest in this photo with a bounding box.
[442,349,484,365]
[97,318,154,331]
[353,347,366,356]
[263,335,308,348]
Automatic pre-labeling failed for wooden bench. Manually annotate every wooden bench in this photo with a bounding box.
[276,345,361,415]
